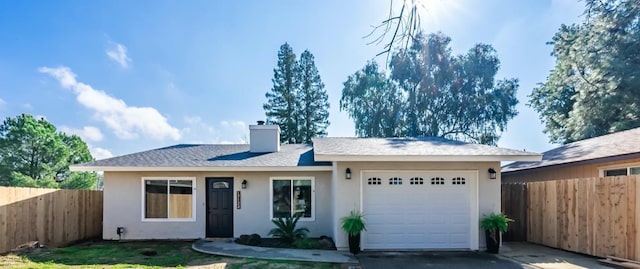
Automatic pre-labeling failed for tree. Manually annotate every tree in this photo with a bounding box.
[529,0,640,144]
[264,44,330,143]
[341,61,403,137]
[0,114,98,189]
[298,50,330,143]
[264,43,300,143]
[342,33,519,145]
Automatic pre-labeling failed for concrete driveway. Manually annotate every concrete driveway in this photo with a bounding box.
[356,242,612,269]
[357,251,524,269]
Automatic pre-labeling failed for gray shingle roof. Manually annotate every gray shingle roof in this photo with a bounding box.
[313,137,540,161]
[74,144,330,169]
[502,127,640,173]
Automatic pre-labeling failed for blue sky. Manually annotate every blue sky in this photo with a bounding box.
[0,0,584,159]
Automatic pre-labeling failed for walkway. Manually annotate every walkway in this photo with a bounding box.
[191,239,359,264]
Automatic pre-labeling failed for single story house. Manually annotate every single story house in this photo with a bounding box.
[502,127,640,183]
[71,123,541,251]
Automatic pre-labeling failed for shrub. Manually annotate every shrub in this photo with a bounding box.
[293,238,320,249]
[268,213,309,243]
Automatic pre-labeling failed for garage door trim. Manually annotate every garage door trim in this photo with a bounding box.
[359,169,479,250]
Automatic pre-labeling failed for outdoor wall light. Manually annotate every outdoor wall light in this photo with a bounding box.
[242,180,248,189]
[345,168,352,180]
[488,168,497,179]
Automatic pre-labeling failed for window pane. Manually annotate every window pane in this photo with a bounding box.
[273,180,291,218]
[294,180,312,218]
[145,180,168,218]
[631,167,640,175]
[605,169,628,176]
[169,180,193,218]
[212,182,229,188]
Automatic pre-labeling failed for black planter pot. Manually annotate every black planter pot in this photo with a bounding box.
[348,234,361,254]
[485,229,501,254]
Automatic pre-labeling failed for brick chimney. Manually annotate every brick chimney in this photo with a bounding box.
[249,121,280,153]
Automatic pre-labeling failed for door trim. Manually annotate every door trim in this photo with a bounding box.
[205,177,234,237]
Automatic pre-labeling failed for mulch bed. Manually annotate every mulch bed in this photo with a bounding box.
[235,236,336,250]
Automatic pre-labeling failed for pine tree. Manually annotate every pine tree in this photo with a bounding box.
[264,44,330,144]
[264,43,300,143]
[298,50,329,143]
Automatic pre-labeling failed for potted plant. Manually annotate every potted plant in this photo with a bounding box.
[341,210,366,254]
[480,212,513,254]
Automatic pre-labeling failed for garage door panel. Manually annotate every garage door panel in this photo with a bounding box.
[363,171,476,250]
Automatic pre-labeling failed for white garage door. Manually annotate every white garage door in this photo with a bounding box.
[362,170,478,250]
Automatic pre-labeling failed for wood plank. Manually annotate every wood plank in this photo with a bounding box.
[612,177,627,258]
[543,181,558,248]
[628,177,637,260]
[569,179,579,252]
[0,188,7,253]
[594,178,608,257]
[636,175,640,260]
[577,178,589,254]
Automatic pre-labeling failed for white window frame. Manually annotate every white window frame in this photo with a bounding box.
[141,177,196,222]
[598,162,640,177]
[269,176,315,221]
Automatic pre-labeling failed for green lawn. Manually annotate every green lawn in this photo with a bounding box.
[0,240,341,268]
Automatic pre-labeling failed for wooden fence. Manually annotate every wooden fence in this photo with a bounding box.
[0,186,103,254]
[502,175,640,260]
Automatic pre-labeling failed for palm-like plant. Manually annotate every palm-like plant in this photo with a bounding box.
[341,210,366,235]
[480,212,514,244]
[268,213,309,243]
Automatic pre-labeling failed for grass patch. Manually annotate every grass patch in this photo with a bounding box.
[0,240,341,268]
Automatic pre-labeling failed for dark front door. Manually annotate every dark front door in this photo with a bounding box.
[206,178,234,237]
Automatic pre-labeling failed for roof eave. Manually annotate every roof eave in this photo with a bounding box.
[313,154,542,162]
[69,165,333,172]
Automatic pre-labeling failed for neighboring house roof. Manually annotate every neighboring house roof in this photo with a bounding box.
[502,127,640,173]
[312,137,541,162]
[70,144,331,172]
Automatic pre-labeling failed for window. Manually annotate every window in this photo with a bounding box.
[367,177,382,185]
[605,168,628,176]
[410,177,424,185]
[452,177,466,185]
[389,177,403,185]
[271,177,314,220]
[602,165,640,177]
[142,177,195,221]
[430,177,445,185]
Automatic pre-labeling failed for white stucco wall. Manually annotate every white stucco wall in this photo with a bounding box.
[331,162,502,251]
[103,171,333,240]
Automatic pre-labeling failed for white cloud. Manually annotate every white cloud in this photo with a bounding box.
[220,120,247,130]
[181,117,248,144]
[22,103,33,110]
[60,125,104,142]
[106,42,131,68]
[90,146,113,160]
[39,66,181,141]
[0,97,5,107]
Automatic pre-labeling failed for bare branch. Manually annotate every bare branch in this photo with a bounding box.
[365,0,423,62]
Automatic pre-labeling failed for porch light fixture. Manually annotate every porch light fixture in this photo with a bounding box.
[488,168,497,179]
[345,168,352,180]
[242,180,248,189]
